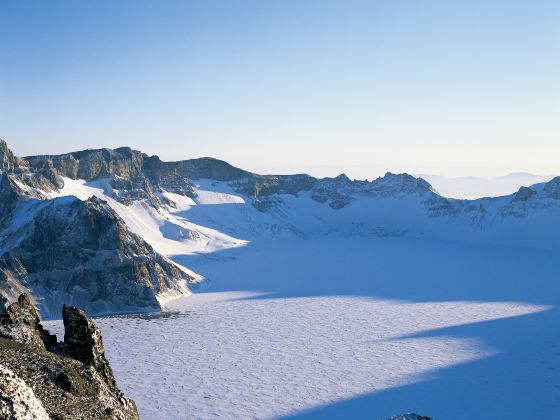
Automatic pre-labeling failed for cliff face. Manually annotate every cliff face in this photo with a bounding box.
[1,195,192,318]
[25,147,199,207]
[0,293,139,420]
[0,141,195,318]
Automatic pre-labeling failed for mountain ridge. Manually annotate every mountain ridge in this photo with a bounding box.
[0,140,197,318]
[2,138,560,318]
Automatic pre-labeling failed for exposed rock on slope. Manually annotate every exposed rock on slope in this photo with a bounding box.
[23,143,560,225]
[0,293,138,420]
[0,140,60,198]
[1,194,193,317]
[0,293,56,351]
[25,147,200,207]
[24,146,318,207]
[0,140,195,318]
[0,365,50,420]
[62,304,117,387]
[4,138,560,318]
[24,145,443,211]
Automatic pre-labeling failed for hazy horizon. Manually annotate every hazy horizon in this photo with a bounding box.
[3,137,557,199]
[4,139,556,182]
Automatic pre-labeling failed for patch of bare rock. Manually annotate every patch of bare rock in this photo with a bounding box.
[0,293,138,420]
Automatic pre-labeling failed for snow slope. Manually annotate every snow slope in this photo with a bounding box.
[53,174,560,264]
[53,177,246,259]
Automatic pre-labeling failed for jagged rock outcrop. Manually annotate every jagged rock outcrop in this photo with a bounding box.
[0,293,56,351]
[309,172,442,210]
[311,174,354,209]
[231,173,317,199]
[0,139,42,227]
[25,148,250,188]
[62,304,116,387]
[0,293,139,419]
[0,140,26,174]
[0,139,59,198]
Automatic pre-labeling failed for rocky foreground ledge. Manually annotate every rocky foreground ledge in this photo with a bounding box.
[0,293,138,419]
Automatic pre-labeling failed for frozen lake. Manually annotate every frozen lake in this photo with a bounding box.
[45,237,560,419]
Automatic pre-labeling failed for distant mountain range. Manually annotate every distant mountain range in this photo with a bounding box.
[1,139,559,318]
[420,173,557,199]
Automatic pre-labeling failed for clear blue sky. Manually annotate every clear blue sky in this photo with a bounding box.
[1,0,558,178]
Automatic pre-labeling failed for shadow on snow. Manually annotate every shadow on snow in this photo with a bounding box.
[175,236,560,419]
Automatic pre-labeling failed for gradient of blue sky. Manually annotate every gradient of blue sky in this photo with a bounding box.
[1,0,558,178]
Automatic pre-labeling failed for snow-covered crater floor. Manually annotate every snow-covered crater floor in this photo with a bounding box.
[45,237,560,420]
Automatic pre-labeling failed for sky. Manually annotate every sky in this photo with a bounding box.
[0,0,559,179]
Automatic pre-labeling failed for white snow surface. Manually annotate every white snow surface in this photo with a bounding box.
[44,236,560,419]
[52,177,245,258]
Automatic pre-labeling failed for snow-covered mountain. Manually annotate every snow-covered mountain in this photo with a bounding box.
[1,139,559,317]
[0,141,196,318]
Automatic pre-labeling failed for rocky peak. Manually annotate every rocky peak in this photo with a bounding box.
[372,172,434,195]
[513,186,537,202]
[309,172,439,210]
[1,293,116,387]
[25,147,198,207]
[0,293,139,419]
[544,176,560,200]
[62,304,116,387]
[0,141,60,205]
[0,139,26,174]
[333,173,351,183]
[0,293,57,351]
